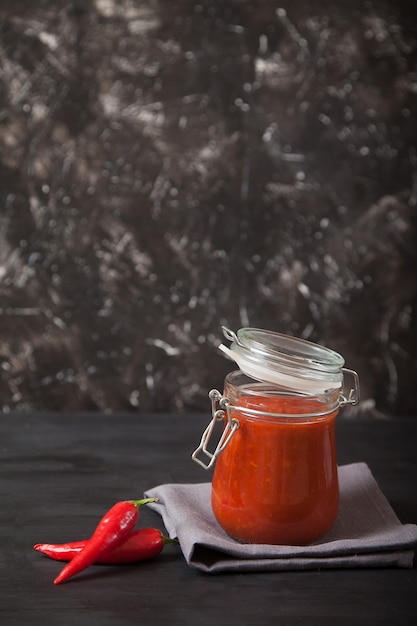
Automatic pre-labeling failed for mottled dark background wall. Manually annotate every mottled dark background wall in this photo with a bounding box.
[1,0,416,416]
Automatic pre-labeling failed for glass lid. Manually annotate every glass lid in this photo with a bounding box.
[218,326,345,394]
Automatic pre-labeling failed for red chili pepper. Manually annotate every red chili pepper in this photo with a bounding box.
[53,497,158,584]
[34,528,177,564]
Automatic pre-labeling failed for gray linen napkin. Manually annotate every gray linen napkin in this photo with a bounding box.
[145,463,417,573]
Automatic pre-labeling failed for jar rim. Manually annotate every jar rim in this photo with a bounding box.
[224,370,341,418]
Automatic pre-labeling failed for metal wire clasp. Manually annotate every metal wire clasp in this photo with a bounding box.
[339,368,360,406]
[191,389,239,470]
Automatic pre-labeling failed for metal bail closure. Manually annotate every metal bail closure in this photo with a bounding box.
[339,367,360,407]
[192,389,239,470]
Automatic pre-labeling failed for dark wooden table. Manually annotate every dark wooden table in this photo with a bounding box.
[1,411,416,625]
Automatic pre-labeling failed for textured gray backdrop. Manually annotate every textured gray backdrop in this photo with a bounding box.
[1,0,416,415]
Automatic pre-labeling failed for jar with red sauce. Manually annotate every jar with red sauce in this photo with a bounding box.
[192,327,360,546]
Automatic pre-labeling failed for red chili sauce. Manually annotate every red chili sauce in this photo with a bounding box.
[211,394,339,545]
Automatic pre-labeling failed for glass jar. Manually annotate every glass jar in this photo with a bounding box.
[192,327,359,546]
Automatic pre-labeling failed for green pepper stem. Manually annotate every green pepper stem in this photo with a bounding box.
[163,536,180,545]
[127,497,159,508]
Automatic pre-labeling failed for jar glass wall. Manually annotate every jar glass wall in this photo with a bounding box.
[211,371,340,545]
